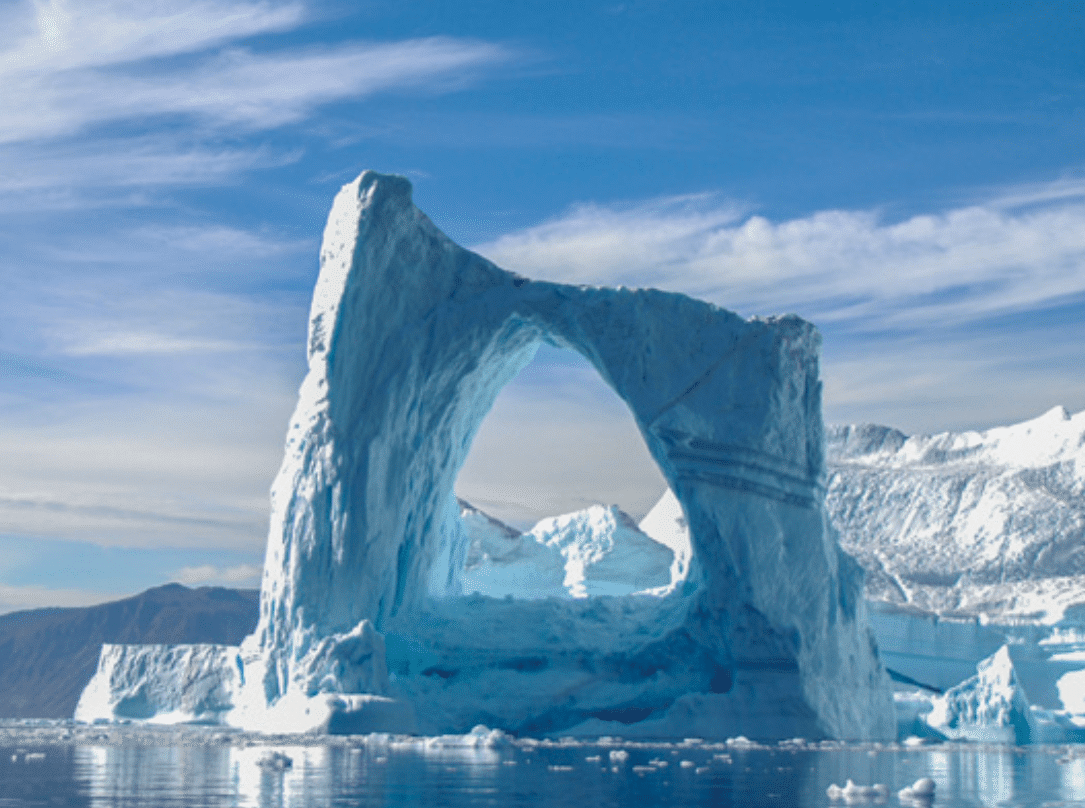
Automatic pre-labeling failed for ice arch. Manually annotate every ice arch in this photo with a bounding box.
[75,171,892,740]
[222,172,892,740]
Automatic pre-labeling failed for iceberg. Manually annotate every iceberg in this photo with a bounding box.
[76,171,893,740]
[75,644,240,725]
[925,645,1035,744]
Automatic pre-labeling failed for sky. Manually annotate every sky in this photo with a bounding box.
[0,0,1083,612]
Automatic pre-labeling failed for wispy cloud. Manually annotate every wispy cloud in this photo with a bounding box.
[0,583,122,615]
[0,137,297,210]
[0,0,305,73]
[173,562,261,586]
[0,1,511,145]
[0,0,513,211]
[477,179,1085,332]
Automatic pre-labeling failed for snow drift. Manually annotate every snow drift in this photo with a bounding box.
[77,171,892,740]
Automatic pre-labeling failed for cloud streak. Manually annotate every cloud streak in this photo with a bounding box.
[0,1,511,145]
[0,583,123,615]
[477,180,1085,333]
[173,562,261,587]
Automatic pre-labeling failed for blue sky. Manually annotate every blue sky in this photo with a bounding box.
[0,0,1083,611]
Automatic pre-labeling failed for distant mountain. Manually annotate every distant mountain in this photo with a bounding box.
[826,406,1085,620]
[0,583,258,718]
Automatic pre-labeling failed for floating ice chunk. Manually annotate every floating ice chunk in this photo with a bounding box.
[826,779,888,803]
[897,777,936,805]
[609,750,629,763]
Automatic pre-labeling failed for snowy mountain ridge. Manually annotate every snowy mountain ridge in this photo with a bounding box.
[459,492,691,600]
[830,405,1085,471]
[826,405,1085,621]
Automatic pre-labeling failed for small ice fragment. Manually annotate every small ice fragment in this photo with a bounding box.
[827,779,888,803]
[609,750,629,763]
[695,766,710,774]
[680,760,695,768]
[898,777,936,804]
[548,765,574,772]
[24,753,45,762]
[632,765,655,773]
[585,755,601,763]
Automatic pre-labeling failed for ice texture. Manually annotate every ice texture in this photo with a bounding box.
[925,646,1035,744]
[825,407,1085,742]
[75,644,240,724]
[461,502,675,599]
[76,171,892,740]
[826,407,1085,621]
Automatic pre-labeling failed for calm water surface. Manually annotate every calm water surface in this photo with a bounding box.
[3,724,1085,807]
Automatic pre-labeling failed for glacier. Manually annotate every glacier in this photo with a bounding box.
[825,408,1085,742]
[76,170,893,741]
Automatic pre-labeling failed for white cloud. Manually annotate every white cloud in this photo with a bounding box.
[0,137,297,204]
[476,180,1085,332]
[1,0,305,74]
[173,562,261,586]
[0,582,121,614]
[0,0,511,145]
[0,0,512,208]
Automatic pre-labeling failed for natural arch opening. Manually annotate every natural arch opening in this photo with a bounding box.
[437,343,692,603]
[456,343,667,529]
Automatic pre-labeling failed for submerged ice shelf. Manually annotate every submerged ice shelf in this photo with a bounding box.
[76,170,893,740]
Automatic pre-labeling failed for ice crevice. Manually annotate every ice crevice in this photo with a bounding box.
[75,171,893,741]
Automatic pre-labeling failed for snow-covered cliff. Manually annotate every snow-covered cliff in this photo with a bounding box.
[827,406,1085,621]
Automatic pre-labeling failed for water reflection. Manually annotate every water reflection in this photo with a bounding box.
[3,732,1084,807]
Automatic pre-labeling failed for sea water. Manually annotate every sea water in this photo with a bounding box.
[4,722,1085,807]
